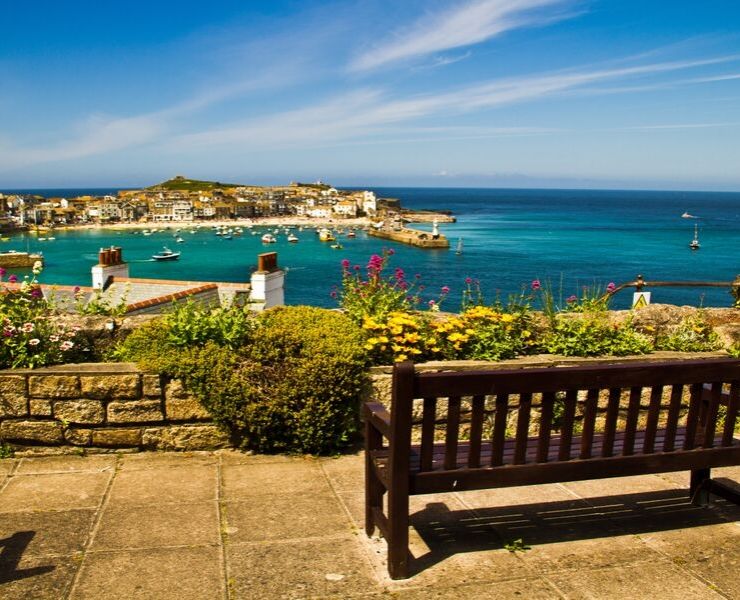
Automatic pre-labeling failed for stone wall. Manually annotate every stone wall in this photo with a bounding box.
[0,363,230,454]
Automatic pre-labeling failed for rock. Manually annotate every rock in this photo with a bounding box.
[107,400,164,423]
[80,374,140,399]
[65,428,92,446]
[165,396,211,421]
[54,399,105,425]
[0,375,27,417]
[0,420,63,444]
[29,399,52,417]
[92,428,142,447]
[142,374,163,397]
[28,375,80,399]
[142,425,230,451]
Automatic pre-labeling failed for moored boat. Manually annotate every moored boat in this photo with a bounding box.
[152,247,180,261]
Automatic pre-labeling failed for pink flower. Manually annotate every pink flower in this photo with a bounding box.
[441,286,450,295]
[330,291,338,299]
[386,248,395,256]
[341,259,350,269]
[606,282,616,292]
[8,274,18,284]
[428,300,436,307]
[566,295,578,303]
[465,277,472,285]
[0,267,5,277]
[531,279,541,291]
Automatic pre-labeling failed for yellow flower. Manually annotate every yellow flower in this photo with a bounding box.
[501,313,515,323]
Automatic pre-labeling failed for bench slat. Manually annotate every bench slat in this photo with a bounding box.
[623,386,642,456]
[663,384,683,452]
[468,395,485,468]
[558,390,578,461]
[444,396,461,470]
[490,394,508,467]
[602,388,621,457]
[684,383,703,450]
[723,381,739,447]
[702,382,723,448]
[515,393,533,464]
[420,397,437,472]
[538,392,555,463]
[580,389,599,459]
[642,385,663,454]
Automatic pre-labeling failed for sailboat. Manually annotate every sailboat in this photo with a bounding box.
[689,224,700,250]
[455,238,463,255]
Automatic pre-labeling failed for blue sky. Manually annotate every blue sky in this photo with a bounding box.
[1,0,740,190]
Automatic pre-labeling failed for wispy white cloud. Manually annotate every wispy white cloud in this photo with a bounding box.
[350,0,577,71]
[174,54,740,151]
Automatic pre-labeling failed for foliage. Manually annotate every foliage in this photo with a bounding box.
[0,264,84,369]
[532,278,615,317]
[162,300,255,349]
[731,283,740,308]
[115,305,368,454]
[728,342,740,358]
[544,314,653,357]
[504,538,531,553]
[0,442,14,459]
[337,250,447,323]
[74,285,130,317]
[655,313,722,353]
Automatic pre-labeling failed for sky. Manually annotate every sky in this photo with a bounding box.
[1,0,740,191]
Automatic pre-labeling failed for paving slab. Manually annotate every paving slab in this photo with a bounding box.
[370,576,563,599]
[0,510,95,557]
[546,558,724,599]
[638,522,740,599]
[91,502,220,550]
[16,455,116,475]
[320,453,365,493]
[118,451,218,471]
[106,465,217,506]
[71,546,223,600]
[0,553,79,600]
[226,536,375,599]
[0,472,110,512]
[223,493,349,543]
[0,459,16,478]
[221,461,330,500]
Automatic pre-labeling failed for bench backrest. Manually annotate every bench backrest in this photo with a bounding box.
[389,359,740,473]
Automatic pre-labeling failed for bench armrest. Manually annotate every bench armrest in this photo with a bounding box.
[364,402,391,439]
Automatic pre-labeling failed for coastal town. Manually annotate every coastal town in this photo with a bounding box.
[0,177,388,228]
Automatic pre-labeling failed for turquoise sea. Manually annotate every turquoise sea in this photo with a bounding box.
[2,187,739,310]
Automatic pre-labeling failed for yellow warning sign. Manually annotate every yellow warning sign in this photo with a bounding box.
[632,292,651,309]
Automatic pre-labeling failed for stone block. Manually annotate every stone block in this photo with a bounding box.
[54,399,105,425]
[65,428,92,446]
[0,374,28,417]
[107,400,164,424]
[29,399,53,417]
[0,420,64,444]
[28,375,80,399]
[165,396,211,421]
[142,374,163,397]
[92,428,142,447]
[142,425,230,451]
[80,374,140,399]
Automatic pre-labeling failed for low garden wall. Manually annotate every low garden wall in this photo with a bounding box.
[0,363,230,454]
[1,350,732,455]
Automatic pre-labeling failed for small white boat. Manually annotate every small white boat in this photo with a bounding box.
[152,246,180,261]
[346,230,356,238]
[682,212,698,219]
[689,224,700,250]
[330,243,344,250]
[261,233,276,243]
[287,234,299,243]
[455,238,463,255]
[175,237,185,243]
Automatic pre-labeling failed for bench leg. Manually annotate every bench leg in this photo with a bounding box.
[387,487,410,579]
[365,422,384,537]
[690,468,711,506]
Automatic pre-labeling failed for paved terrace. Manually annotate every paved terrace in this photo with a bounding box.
[0,452,738,599]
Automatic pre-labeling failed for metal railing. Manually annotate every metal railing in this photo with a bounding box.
[605,274,740,304]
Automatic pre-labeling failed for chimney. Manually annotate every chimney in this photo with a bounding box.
[250,252,285,309]
[92,246,129,289]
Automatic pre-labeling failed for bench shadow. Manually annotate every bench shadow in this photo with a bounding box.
[0,531,55,584]
[409,488,740,575]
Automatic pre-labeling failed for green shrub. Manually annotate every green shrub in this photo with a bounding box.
[544,314,653,357]
[114,305,368,454]
[656,313,722,352]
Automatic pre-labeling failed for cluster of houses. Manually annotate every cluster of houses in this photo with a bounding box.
[0,179,381,227]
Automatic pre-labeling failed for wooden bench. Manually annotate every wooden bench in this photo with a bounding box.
[364,358,740,579]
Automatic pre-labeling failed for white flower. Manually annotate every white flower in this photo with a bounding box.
[60,340,74,351]
[22,322,35,333]
[49,335,60,342]
[28,338,40,346]
[32,261,43,275]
